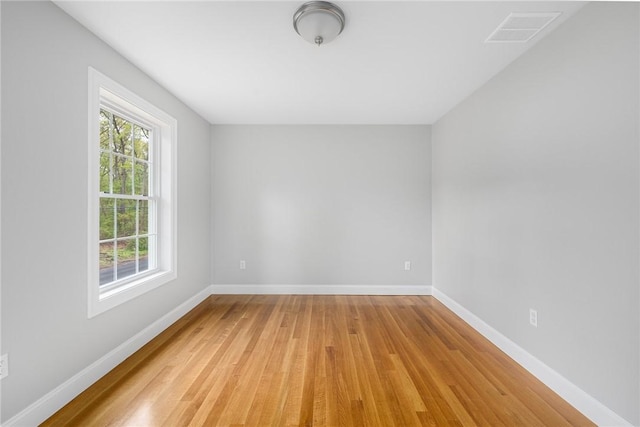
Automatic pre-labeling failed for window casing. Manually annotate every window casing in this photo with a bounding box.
[88,67,177,318]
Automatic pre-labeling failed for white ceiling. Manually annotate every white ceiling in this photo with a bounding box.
[54,1,585,125]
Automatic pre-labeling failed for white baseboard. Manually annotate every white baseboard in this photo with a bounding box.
[431,287,633,427]
[4,285,214,427]
[211,283,432,295]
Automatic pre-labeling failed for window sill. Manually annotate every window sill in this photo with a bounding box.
[89,269,176,318]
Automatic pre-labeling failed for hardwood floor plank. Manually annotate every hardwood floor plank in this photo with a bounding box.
[43,295,595,427]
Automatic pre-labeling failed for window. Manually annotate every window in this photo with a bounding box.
[88,67,177,317]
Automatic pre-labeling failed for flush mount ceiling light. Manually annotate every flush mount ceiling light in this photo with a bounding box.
[293,1,345,46]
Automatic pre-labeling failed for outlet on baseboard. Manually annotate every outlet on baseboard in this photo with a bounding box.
[0,354,8,379]
[529,309,538,327]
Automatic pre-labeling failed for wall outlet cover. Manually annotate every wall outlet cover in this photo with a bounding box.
[529,309,538,327]
[0,354,8,379]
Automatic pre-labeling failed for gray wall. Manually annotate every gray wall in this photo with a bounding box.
[432,2,639,424]
[1,1,211,421]
[211,125,431,288]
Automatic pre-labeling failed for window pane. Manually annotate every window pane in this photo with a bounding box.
[100,110,112,151]
[134,125,150,161]
[112,115,132,155]
[99,198,115,240]
[116,199,137,237]
[112,155,133,195]
[100,152,111,193]
[116,239,137,280]
[138,200,148,235]
[99,241,115,286]
[138,237,149,273]
[134,160,149,196]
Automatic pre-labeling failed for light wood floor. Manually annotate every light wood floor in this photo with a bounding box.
[43,295,594,426]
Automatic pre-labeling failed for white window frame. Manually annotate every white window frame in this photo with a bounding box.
[88,67,177,318]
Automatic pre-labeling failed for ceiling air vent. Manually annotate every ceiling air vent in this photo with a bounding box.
[486,12,561,43]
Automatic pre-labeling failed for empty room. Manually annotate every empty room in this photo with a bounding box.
[1,0,639,426]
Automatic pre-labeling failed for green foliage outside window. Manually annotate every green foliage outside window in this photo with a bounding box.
[99,109,151,272]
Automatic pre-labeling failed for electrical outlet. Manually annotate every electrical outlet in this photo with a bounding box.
[239,260,246,270]
[0,354,8,379]
[404,261,411,271]
[529,309,538,327]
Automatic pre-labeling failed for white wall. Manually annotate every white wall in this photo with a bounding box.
[432,2,639,425]
[1,1,211,422]
[211,125,431,290]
